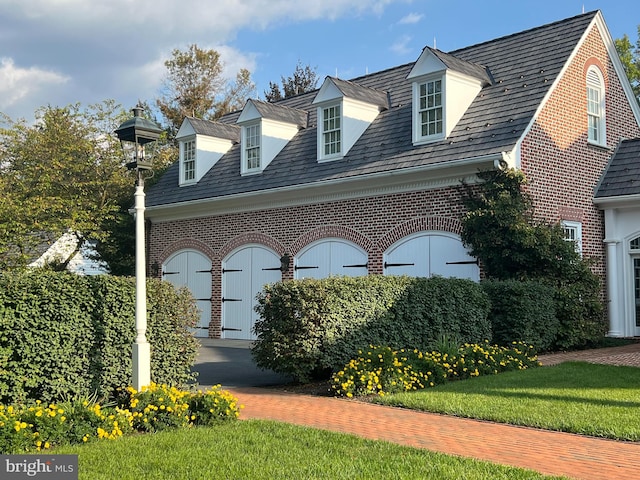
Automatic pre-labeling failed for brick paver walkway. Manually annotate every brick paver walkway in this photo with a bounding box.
[229,343,640,480]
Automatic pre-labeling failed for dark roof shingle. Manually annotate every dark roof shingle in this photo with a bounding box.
[147,11,598,208]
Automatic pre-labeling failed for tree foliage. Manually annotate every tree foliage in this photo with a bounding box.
[156,44,255,135]
[0,101,174,274]
[616,26,640,105]
[264,61,319,102]
[0,102,135,271]
[460,168,606,349]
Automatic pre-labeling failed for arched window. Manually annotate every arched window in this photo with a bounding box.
[586,66,606,146]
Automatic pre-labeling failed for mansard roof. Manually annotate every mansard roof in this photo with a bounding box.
[595,138,640,199]
[147,11,599,209]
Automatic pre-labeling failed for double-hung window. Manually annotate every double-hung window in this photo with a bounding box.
[244,123,261,171]
[182,140,196,182]
[418,78,443,138]
[562,220,582,256]
[322,105,341,157]
[586,66,605,146]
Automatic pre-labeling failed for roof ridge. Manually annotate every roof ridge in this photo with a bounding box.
[449,10,598,55]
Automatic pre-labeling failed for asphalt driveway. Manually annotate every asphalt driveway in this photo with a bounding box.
[191,338,293,388]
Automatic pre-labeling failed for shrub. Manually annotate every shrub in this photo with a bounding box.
[482,279,558,351]
[0,384,241,453]
[252,275,491,383]
[331,342,540,398]
[0,270,199,404]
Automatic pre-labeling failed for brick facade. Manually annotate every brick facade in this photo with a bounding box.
[148,187,469,336]
[521,24,640,283]
[146,15,640,338]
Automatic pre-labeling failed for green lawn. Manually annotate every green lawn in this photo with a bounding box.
[373,362,640,440]
[58,420,565,480]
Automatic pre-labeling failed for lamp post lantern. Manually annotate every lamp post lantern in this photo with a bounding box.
[115,106,163,391]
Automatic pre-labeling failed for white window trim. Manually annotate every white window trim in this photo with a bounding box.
[413,75,445,145]
[562,220,583,256]
[242,122,261,174]
[180,138,196,185]
[586,66,606,147]
[317,102,343,161]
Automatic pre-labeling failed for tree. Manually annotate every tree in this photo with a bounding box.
[0,101,143,272]
[616,26,640,105]
[156,44,255,135]
[265,61,319,102]
[460,168,606,348]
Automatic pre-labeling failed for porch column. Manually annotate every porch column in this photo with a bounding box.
[604,238,623,337]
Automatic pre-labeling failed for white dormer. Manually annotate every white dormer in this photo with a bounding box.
[408,47,491,145]
[236,99,307,175]
[312,77,388,162]
[176,117,239,186]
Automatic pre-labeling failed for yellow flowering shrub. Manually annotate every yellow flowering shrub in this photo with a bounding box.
[0,384,242,453]
[332,342,540,398]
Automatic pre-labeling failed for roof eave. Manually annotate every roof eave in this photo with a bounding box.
[146,152,507,222]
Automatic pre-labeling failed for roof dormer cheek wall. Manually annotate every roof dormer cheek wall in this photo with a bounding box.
[257,118,300,172]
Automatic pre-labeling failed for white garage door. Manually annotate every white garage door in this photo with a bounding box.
[222,245,282,340]
[295,239,368,279]
[384,232,479,280]
[163,250,212,338]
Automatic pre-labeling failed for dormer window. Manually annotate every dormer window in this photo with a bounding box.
[313,77,388,162]
[237,99,307,175]
[182,139,196,183]
[175,117,240,186]
[244,123,261,172]
[407,47,491,146]
[586,65,606,146]
[418,78,444,138]
[322,104,341,157]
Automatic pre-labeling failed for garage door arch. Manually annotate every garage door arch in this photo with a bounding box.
[295,238,368,279]
[162,249,212,338]
[222,244,282,340]
[383,232,479,280]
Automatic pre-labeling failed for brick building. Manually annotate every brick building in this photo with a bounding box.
[145,10,640,340]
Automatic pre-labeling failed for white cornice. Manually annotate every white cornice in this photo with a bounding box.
[146,152,506,222]
[594,193,640,209]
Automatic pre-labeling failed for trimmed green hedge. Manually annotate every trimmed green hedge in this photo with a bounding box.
[252,275,491,383]
[482,279,558,351]
[0,270,199,404]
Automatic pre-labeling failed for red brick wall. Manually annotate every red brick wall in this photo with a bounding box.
[521,23,640,282]
[149,23,640,337]
[148,187,468,336]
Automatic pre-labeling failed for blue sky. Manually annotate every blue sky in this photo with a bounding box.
[0,1,637,123]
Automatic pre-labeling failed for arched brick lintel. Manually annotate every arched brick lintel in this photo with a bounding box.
[290,225,373,256]
[376,217,463,252]
[219,232,287,259]
[159,238,216,265]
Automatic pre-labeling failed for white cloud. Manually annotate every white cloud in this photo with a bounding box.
[397,12,423,25]
[0,58,69,109]
[389,35,413,56]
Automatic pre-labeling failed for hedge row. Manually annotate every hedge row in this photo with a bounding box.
[252,275,605,383]
[0,270,200,404]
[252,275,492,383]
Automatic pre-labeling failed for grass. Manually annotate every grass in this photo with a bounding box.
[57,420,566,480]
[373,361,640,441]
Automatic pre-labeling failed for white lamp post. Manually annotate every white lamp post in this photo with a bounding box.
[114,106,163,391]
